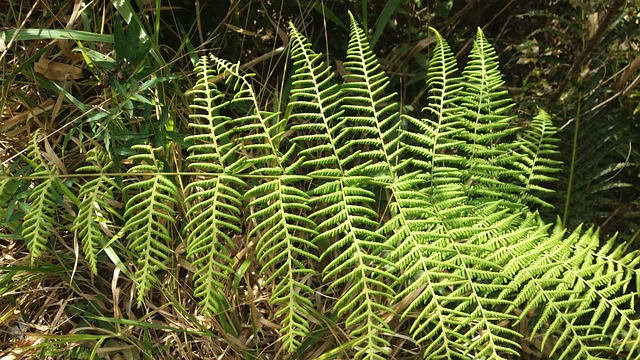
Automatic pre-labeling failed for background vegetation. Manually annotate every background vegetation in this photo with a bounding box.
[1,0,639,359]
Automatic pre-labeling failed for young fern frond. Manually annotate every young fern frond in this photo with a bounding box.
[71,147,119,274]
[21,130,60,263]
[184,56,245,316]
[123,145,178,306]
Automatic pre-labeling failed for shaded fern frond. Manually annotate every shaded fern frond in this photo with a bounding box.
[513,109,562,208]
[123,144,179,306]
[21,130,60,263]
[71,147,119,274]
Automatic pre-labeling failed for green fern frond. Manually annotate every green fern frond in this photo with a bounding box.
[184,175,243,315]
[404,28,466,190]
[513,109,562,207]
[246,171,318,352]
[207,56,285,173]
[187,55,245,172]
[71,147,119,274]
[339,11,401,179]
[123,144,178,306]
[21,130,60,263]
[185,55,247,315]
[287,23,345,176]
[202,52,321,350]
[459,28,523,206]
[498,220,640,359]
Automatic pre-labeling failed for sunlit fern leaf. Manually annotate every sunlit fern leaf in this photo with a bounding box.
[205,53,321,351]
[494,218,640,359]
[459,28,523,206]
[184,55,246,316]
[287,22,344,177]
[187,55,245,172]
[394,202,524,359]
[339,11,401,180]
[404,28,466,191]
[287,13,397,359]
[123,144,178,306]
[71,147,119,274]
[207,56,285,172]
[21,130,60,263]
[184,175,243,316]
[513,109,562,208]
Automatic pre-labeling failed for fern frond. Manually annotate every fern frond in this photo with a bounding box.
[71,147,119,274]
[458,28,523,206]
[207,56,285,173]
[287,23,345,175]
[185,55,247,315]
[187,55,245,172]
[202,52,320,350]
[513,109,562,208]
[21,130,60,263]
[313,176,396,360]
[338,11,402,180]
[246,170,318,352]
[499,220,640,359]
[123,144,178,306]
[404,28,467,191]
[184,175,243,315]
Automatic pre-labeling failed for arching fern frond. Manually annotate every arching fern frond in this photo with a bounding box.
[123,144,178,306]
[71,147,119,274]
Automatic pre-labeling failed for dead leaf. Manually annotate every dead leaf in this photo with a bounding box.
[34,58,83,81]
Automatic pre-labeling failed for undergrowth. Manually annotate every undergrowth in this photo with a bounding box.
[1,9,639,359]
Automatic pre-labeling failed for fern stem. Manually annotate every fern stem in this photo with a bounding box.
[562,93,581,226]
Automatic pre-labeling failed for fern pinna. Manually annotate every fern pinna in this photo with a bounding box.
[10,14,640,360]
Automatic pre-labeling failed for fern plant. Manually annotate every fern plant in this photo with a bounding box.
[7,13,640,360]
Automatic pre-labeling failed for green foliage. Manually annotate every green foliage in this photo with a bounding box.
[71,147,119,274]
[6,12,640,360]
[21,130,61,263]
[123,144,179,306]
